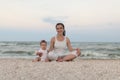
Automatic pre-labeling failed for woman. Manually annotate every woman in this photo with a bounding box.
[48,23,81,62]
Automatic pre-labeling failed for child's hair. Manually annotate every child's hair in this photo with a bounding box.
[40,40,47,45]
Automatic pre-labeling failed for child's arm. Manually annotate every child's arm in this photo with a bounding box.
[36,51,43,57]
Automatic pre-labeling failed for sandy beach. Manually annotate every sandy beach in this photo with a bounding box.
[0,58,120,80]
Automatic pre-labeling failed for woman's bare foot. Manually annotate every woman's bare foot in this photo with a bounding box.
[56,57,63,62]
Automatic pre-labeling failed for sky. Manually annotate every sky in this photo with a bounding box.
[0,0,120,42]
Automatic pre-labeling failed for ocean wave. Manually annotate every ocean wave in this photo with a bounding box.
[81,50,120,59]
[81,51,108,57]
[115,48,120,51]
[93,47,120,52]
[0,42,38,46]
[0,43,16,46]
[0,44,15,46]
[108,53,120,57]
[16,42,37,46]
[2,51,34,55]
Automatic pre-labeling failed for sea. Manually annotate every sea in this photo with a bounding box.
[0,41,120,59]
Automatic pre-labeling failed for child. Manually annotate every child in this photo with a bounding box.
[33,40,49,62]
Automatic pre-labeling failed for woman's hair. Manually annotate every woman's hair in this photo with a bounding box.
[56,23,66,36]
[40,40,47,45]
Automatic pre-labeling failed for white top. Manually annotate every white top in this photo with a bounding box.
[38,48,48,61]
[54,36,67,55]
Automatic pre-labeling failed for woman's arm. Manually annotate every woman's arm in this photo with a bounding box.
[66,37,75,51]
[66,37,81,56]
[48,37,55,52]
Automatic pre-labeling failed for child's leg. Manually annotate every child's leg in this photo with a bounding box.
[32,57,41,62]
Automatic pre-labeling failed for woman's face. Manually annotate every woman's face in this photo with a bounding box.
[56,25,64,35]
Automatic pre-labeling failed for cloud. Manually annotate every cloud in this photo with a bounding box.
[42,16,68,24]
